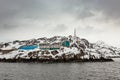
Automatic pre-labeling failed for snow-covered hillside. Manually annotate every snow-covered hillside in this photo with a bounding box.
[0,36,119,61]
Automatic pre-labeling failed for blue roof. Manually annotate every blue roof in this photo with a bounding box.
[19,45,38,50]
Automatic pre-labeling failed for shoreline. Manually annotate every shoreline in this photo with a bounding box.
[0,58,114,63]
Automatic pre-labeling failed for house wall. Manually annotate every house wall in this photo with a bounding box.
[19,45,38,50]
[39,43,61,50]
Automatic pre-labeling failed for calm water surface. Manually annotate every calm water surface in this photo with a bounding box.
[0,62,120,80]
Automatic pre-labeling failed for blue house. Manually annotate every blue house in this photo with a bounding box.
[19,45,39,50]
[62,41,70,47]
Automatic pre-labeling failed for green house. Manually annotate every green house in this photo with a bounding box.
[62,41,70,47]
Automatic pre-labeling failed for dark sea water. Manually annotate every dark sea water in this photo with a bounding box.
[0,62,120,80]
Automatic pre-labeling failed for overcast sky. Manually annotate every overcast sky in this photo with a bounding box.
[0,0,120,47]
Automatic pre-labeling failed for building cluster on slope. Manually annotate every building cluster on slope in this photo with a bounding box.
[19,40,71,51]
[18,29,78,51]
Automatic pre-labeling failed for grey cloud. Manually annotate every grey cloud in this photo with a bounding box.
[76,9,95,19]
[1,24,17,30]
[95,0,120,19]
[62,0,120,21]
[83,0,120,21]
[77,25,103,35]
[0,0,120,45]
[52,24,67,32]
[0,0,120,22]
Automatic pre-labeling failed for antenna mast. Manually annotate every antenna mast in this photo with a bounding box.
[73,28,77,43]
[74,28,76,38]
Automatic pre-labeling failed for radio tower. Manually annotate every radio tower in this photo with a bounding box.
[74,28,76,38]
[74,28,77,43]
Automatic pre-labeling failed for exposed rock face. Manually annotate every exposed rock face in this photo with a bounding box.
[0,49,16,54]
[0,36,119,62]
[80,38,90,48]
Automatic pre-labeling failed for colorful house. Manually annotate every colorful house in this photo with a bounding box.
[39,41,70,50]
[39,43,61,50]
[62,41,70,47]
[19,45,39,50]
